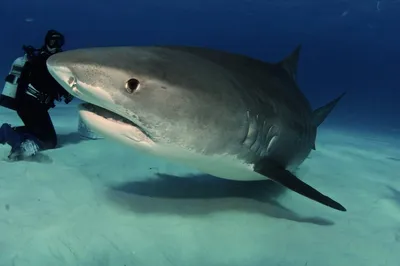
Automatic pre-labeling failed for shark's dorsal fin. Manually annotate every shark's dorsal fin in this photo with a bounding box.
[278,45,302,81]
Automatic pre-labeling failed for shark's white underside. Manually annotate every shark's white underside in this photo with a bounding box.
[78,105,268,182]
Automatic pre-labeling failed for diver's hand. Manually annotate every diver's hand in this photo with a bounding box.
[64,93,74,104]
[22,45,36,57]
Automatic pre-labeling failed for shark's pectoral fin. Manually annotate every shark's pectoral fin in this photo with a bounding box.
[254,159,346,212]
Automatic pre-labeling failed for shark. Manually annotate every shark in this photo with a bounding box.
[46,45,346,212]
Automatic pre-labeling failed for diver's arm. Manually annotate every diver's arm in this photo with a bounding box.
[50,78,74,104]
[63,92,74,104]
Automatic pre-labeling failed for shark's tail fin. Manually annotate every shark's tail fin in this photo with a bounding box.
[312,92,346,127]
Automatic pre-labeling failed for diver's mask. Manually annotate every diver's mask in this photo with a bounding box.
[45,30,65,53]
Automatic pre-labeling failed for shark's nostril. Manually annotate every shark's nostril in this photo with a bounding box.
[67,76,76,87]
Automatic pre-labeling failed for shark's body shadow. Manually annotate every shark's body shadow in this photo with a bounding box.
[387,157,400,162]
[56,132,91,147]
[108,173,334,226]
[385,186,400,243]
[386,185,400,207]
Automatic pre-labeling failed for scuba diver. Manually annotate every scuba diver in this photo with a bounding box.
[0,29,74,161]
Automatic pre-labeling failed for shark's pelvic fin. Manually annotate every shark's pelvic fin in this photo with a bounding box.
[254,158,346,211]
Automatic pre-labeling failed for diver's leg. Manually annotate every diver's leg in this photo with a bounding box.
[30,110,57,149]
[13,126,28,134]
[0,123,40,160]
[0,123,23,148]
[16,97,57,150]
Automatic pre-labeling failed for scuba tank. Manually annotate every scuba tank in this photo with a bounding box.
[0,45,39,110]
[0,54,28,110]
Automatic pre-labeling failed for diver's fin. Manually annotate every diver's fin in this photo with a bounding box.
[254,159,346,212]
[278,44,302,81]
[312,92,346,127]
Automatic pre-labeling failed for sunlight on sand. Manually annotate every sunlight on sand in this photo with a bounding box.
[0,104,399,266]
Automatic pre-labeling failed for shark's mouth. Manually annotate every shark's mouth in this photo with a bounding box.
[78,102,154,144]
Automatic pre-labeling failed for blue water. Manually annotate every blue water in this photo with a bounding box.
[2,0,399,128]
[0,0,399,265]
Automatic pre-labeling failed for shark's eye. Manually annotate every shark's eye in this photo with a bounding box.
[125,78,140,93]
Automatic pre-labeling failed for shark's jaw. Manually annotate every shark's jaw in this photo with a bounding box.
[78,102,155,150]
[78,102,155,149]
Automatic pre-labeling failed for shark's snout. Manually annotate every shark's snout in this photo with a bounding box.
[47,57,77,96]
[46,55,114,106]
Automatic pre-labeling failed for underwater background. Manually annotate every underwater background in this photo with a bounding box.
[2,0,400,129]
[0,0,399,265]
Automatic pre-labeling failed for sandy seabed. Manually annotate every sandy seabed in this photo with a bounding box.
[0,103,399,266]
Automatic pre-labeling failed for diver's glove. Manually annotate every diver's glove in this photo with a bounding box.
[64,93,74,104]
[22,45,37,58]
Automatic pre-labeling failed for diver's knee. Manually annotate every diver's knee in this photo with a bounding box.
[0,123,14,136]
[0,123,12,130]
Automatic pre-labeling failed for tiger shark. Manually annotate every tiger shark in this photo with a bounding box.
[46,45,346,212]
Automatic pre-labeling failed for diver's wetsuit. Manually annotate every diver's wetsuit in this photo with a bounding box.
[0,48,71,151]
